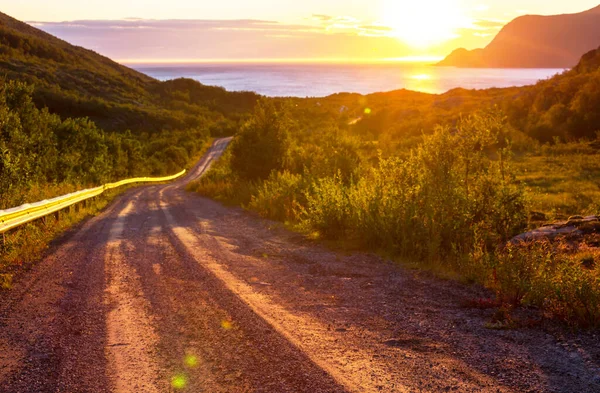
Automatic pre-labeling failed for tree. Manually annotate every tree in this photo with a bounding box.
[230,99,291,180]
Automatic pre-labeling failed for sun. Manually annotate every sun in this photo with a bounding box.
[380,0,469,48]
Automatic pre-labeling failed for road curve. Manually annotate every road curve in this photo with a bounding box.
[1,138,599,393]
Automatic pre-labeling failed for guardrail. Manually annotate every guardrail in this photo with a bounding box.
[0,169,186,234]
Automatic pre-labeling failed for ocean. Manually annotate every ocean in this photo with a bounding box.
[129,63,565,97]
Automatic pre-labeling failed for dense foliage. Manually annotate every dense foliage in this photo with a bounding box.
[230,99,292,180]
[0,79,210,209]
[195,106,527,254]
[303,111,527,258]
[504,46,600,142]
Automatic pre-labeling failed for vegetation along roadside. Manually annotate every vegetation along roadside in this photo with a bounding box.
[190,48,600,327]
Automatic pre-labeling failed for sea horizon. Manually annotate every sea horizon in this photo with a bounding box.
[128,61,566,98]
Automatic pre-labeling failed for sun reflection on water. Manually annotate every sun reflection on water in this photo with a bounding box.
[411,74,431,80]
[404,68,440,94]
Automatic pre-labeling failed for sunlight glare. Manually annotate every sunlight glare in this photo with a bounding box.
[381,0,470,48]
[411,74,431,80]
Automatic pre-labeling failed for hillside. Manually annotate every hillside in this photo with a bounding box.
[0,11,260,210]
[502,45,600,141]
[308,45,600,143]
[438,5,600,68]
[0,12,259,134]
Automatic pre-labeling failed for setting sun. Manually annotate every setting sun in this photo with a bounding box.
[381,0,470,48]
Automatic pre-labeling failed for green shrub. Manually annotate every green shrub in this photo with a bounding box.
[490,241,552,306]
[303,174,352,239]
[230,99,291,180]
[491,241,600,327]
[248,171,307,222]
[301,110,527,263]
[187,150,255,206]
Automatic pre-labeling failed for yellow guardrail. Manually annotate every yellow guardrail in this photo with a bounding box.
[0,169,186,234]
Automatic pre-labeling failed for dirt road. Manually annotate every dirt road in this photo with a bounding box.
[1,138,599,392]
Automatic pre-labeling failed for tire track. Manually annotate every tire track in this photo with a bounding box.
[158,188,385,393]
[104,193,163,393]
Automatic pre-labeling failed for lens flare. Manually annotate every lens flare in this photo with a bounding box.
[221,320,233,330]
[171,374,187,390]
[185,354,198,368]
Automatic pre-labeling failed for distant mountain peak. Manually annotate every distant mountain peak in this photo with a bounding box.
[438,5,600,68]
[588,4,600,13]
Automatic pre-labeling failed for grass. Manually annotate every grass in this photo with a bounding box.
[513,142,600,221]
[490,241,600,327]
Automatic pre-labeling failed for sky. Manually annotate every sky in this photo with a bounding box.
[3,0,600,62]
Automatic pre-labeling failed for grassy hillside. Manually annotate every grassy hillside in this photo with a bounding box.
[0,12,259,134]
[505,46,600,142]
[0,12,261,286]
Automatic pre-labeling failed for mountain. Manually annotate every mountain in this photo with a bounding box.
[438,5,600,68]
[0,12,259,133]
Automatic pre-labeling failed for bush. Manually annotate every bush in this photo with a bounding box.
[302,110,527,262]
[491,241,600,327]
[187,150,255,206]
[0,78,211,209]
[303,174,352,239]
[230,99,291,180]
[490,241,552,306]
[248,171,307,222]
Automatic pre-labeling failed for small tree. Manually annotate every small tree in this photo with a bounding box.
[230,99,291,180]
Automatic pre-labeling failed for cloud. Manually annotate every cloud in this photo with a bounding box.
[29,15,508,61]
[472,19,506,29]
[30,18,412,61]
[311,14,333,22]
[32,19,303,32]
[357,25,393,37]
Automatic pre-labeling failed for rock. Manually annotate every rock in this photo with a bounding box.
[513,213,600,244]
